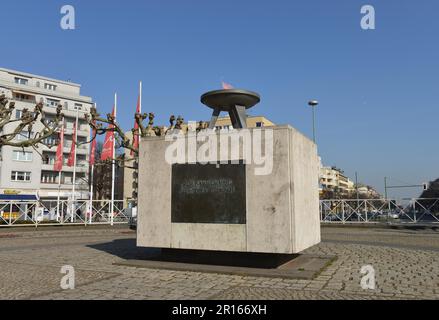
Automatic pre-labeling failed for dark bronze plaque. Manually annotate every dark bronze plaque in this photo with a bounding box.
[171,162,246,224]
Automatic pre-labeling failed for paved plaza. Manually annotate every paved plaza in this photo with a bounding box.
[0,225,438,300]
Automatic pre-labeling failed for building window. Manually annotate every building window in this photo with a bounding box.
[46,98,60,107]
[42,154,56,165]
[78,120,87,132]
[14,93,33,101]
[74,103,83,110]
[14,77,28,85]
[65,120,82,130]
[15,109,36,119]
[12,151,33,162]
[41,171,58,184]
[16,131,34,141]
[42,134,58,146]
[256,122,263,128]
[77,136,87,147]
[44,83,57,91]
[11,171,31,182]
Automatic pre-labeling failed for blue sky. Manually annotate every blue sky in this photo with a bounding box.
[1,0,438,198]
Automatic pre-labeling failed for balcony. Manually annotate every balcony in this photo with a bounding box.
[41,163,89,173]
[64,127,90,138]
[66,145,89,155]
[43,103,90,119]
[13,96,36,104]
[40,182,89,190]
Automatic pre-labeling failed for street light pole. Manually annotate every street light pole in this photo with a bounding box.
[308,100,319,144]
[384,176,388,200]
[355,171,359,201]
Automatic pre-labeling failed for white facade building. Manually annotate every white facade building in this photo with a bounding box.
[0,68,93,201]
[319,165,355,195]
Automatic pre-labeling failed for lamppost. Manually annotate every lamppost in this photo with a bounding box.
[308,100,319,144]
[384,176,388,200]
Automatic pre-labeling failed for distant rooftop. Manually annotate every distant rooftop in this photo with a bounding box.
[0,67,81,87]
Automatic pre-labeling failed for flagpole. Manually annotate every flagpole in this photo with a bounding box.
[71,107,80,223]
[89,164,94,224]
[56,121,62,222]
[55,121,64,222]
[139,81,142,115]
[56,171,62,221]
[88,103,97,225]
[110,93,117,226]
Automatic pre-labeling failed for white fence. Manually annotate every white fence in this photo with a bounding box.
[3,197,439,227]
[320,198,439,224]
[0,199,129,227]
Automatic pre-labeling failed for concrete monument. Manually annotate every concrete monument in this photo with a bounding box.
[137,89,320,254]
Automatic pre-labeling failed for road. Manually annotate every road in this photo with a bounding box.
[0,225,438,300]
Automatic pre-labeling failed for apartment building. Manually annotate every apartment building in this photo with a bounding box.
[320,165,355,195]
[0,68,93,201]
[357,185,381,198]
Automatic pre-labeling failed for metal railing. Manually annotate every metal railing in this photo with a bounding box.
[320,198,439,224]
[0,199,128,227]
[4,197,438,227]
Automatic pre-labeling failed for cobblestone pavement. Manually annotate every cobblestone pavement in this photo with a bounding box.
[0,225,438,300]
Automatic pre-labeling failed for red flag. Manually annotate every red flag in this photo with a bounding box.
[131,96,141,156]
[101,107,115,161]
[54,124,64,171]
[67,122,77,167]
[222,81,233,90]
[89,123,97,165]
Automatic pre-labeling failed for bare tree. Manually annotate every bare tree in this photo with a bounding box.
[0,94,64,150]
[84,106,176,205]
[2,95,211,205]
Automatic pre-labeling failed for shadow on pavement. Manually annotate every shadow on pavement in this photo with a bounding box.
[88,239,299,269]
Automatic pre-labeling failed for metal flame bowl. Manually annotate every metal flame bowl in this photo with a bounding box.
[201,89,261,111]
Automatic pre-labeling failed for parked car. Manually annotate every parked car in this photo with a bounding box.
[324,214,340,221]
[35,208,49,222]
[388,212,400,219]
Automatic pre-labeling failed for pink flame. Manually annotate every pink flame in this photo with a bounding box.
[222,81,233,90]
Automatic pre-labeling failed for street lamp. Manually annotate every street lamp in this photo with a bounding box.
[308,100,319,143]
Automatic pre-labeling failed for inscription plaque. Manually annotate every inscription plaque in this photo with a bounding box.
[171,162,246,224]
